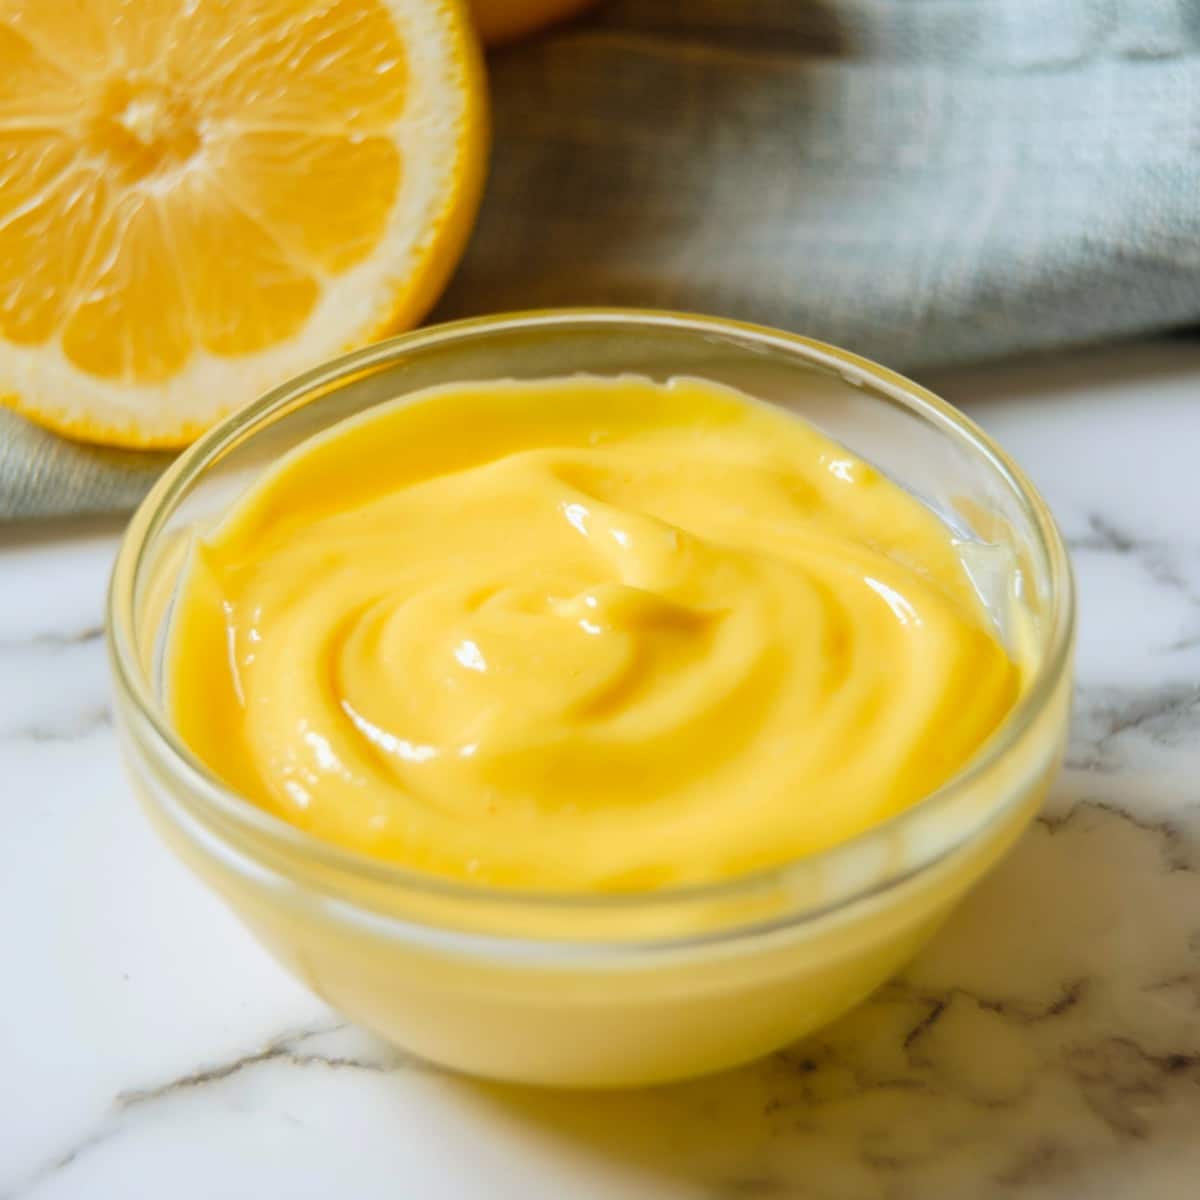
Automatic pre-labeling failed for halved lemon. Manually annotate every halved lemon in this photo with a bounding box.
[0,0,487,447]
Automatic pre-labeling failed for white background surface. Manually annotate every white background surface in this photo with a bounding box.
[3,341,1200,1198]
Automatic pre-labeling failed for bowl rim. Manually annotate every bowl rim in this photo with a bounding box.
[108,307,1075,937]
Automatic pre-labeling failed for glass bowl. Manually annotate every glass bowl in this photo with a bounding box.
[108,310,1074,1088]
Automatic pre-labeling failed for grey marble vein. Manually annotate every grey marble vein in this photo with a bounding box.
[1068,684,1200,775]
[1039,799,1195,874]
[9,707,113,745]
[0,626,105,653]
[10,1023,439,1199]
[1068,514,1200,593]
[0,639,111,744]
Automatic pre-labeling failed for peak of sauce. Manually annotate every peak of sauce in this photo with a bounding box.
[167,376,1022,891]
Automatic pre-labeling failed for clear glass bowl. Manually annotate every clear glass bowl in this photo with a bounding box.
[108,310,1075,1088]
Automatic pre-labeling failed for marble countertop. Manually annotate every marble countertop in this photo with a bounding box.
[3,341,1199,1199]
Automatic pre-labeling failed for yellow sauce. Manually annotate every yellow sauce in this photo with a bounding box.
[167,376,1022,891]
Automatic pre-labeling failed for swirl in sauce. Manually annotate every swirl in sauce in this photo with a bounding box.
[168,376,1022,891]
